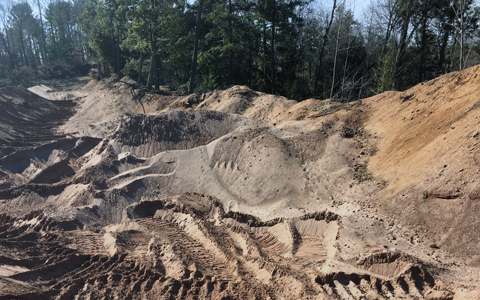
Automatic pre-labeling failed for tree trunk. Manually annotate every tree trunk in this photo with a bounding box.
[459,0,465,70]
[116,33,122,76]
[147,52,155,88]
[394,0,413,90]
[228,0,233,85]
[417,4,428,83]
[155,56,159,90]
[9,29,16,69]
[155,53,163,89]
[189,0,205,93]
[103,61,110,77]
[263,22,268,90]
[137,52,144,85]
[28,35,36,68]
[248,46,253,87]
[438,29,450,74]
[330,15,342,99]
[341,35,353,100]
[313,0,336,97]
[381,0,395,56]
[111,35,117,74]
[18,23,28,67]
[3,28,14,70]
[37,0,48,63]
[50,20,57,46]
[270,0,276,95]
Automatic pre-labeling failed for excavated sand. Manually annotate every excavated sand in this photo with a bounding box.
[1,66,480,299]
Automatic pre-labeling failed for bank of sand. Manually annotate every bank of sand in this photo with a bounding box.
[0,68,479,299]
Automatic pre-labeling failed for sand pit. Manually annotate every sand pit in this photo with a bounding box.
[1,68,480,298]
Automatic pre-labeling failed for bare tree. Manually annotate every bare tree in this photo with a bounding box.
[271,0,276,94]
[457,0,466,69]
[189,0,205,93]
[313,0,336,97]
[330,6,343,99]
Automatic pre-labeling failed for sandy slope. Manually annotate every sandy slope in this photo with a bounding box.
[0,86,76,155]
[0,67,479,299]
[362,67,480,270]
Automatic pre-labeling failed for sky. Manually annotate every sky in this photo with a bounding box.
[321,0,371,20]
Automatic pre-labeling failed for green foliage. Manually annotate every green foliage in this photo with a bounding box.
[198,73,218,90]
[110,72,120,80]
[122,58,137,77]
[3,0,480,100]
[116,0,194,87]
[177,82,190,92]
[373,47,396,94]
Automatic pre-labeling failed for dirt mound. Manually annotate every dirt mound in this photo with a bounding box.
[173,85,356,126]
[60,79,180,139]
[57,79,355,140]
[2,66,480,298]
[363,65,480,266]
[0,137,100,189]
[109,109,263,157]
[0,86,76,156]
[0,103,372,224]
[0,194,454,299]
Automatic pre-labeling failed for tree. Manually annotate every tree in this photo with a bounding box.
[189,0,205,92]
[313,0,336,97]
[35,0,48,62]
[450,0,479,70]
[4,0,480,101]
[432,0,456,74]
[79,0,122,76]
[255,0,309,95]
[329,3,364,100]
[0,1,15,72]
[10,2,34,67]
[393,0,417,90]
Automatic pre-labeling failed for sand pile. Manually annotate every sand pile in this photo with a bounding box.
[0,105,372,228]
[109,109,263,157]
[0,194,453,299]
[1,67,480,298]
[0,86,75,156]
[60,79,179,139]
[362,66,480,265]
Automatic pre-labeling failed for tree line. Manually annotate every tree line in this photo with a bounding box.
[1,0,479,101]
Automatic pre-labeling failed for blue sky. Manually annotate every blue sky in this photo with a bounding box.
[322,0,370,20]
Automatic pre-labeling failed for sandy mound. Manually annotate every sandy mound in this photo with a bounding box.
[363,65,480,265]
[0,86,75,156]
[0,106,375,230]
[0,137,100,190]
[60,79,179,138]
[0,194,454,299]
[174,85,357,126]
[1,66,480,298]
[27,84,88,101]
[109,109,264,157]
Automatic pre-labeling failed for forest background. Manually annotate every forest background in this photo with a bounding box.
[1,0,479,101]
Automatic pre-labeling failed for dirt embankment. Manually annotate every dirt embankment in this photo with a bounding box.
[0,86,76,156]
[363,66,480,265]
[0,67,480,299]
